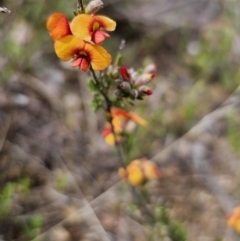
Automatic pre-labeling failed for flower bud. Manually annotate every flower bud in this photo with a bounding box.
[120,82,131,92]
[138,86,153,96]
[85,0,104,15]
[115,78,123,86]
[107,65,118,77]
[114,89,122,96]
[135,73,155,86]
[120,66,131,82]
[144,63,157,73]
[130,89,139,99]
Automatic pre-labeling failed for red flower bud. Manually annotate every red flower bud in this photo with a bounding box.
[120,66,131,82]
[138,86,153,96]
[146,89,153,95]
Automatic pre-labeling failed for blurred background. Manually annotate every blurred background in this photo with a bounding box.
[0,0,240,240]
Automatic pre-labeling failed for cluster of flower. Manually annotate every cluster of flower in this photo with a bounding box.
[113,64,156,100]
[46,1,160,188]
[46,0,116,72]
[101,108,161,186]
[118,158,160,186]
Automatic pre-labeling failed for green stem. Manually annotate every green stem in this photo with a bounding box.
[89,66,125,167]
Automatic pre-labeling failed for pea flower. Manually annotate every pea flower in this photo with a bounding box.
[118,159,161,186]
[102,108,147,145]
[70,14,116,44]
[227,206,240,233]
[46,13,112,71]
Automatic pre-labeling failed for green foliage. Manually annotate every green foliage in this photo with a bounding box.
[227,113,240,153]
[18,177,31,195]
[56,174,68,191]
[155,205,170,225]
[169,221,188,241]
[23,214,43,240]
[148,205,188,241]
[0,182,15,217]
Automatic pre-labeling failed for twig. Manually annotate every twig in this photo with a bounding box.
[0,116,11,152]
[77,0,84,11]
[89,66,125,166]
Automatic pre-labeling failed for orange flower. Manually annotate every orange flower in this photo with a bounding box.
[70,14,116,44]
[46,13,112,71]
[46,13,71,41]
[118,159,160,186]
[102,108,147,145]
[227,206,240,233]
[55,35,111,71]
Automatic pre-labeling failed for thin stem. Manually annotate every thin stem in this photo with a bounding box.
[77,0,84,11]
[89,66,125,167]
[131,186,156,224]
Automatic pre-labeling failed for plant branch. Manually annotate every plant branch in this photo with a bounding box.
[77,0,84,11]
[89,67,158,227]
[89,66,125,167]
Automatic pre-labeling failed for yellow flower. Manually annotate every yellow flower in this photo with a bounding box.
[70,14,116,44]
[102,108,147,145]
[227,206,240,233]
[46,13,112,71]
[118,159,160,186]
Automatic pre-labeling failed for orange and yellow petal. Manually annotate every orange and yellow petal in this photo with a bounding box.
[142,160,160,181]
[112,116,124,133]
[111,108,130,119]
[111,108,147,127]
[70,14,116,42]
[71,14,92,42]
[54,35,85,61]
[105,133,115,145]
[118,167,128,179]
[85,44,112,71]
[94,15,116,31]
[128,112,148,126]
[127,164,144,186]
[227,207,240,233]
[46,13,71,41]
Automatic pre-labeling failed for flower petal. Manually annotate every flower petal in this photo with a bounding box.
[93,30,110,44]
[80,58,89,72]
[46,13,71,40]
[70,14,93,42]
[127,165,144,186]
[94,15,116,31]
[70,14,116,42]
[111,108,130,119]
[105,133,115,145]
[128,112,148,126]
[111,108,148,126]
[71,57,82,67]
[85,44,112,71]
[54,35,85,61]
